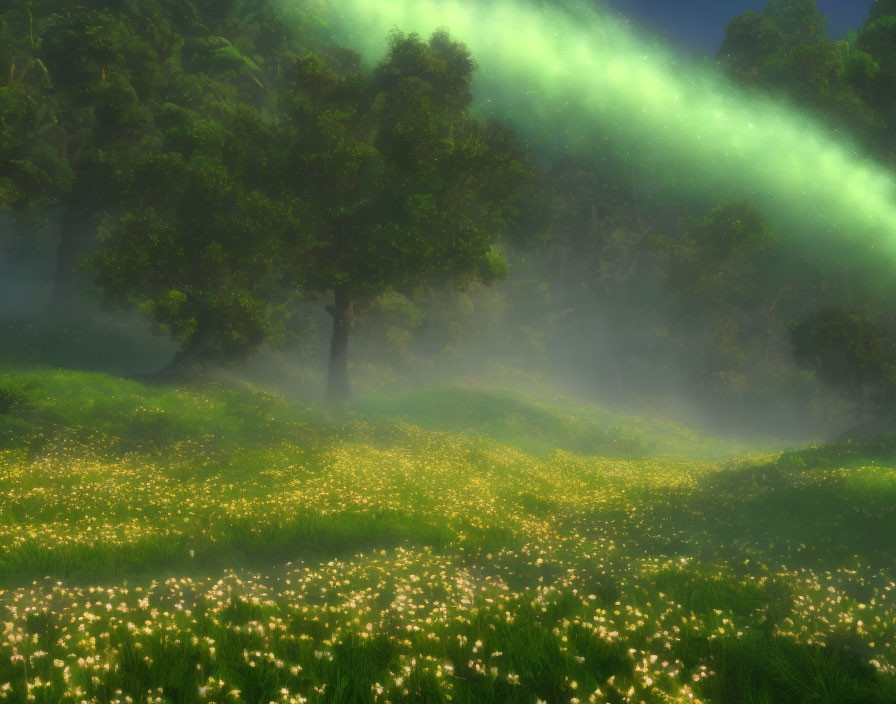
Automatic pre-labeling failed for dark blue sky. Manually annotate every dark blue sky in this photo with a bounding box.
[604,0,876,55]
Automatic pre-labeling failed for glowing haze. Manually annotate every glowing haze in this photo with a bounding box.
[289,0,896,264]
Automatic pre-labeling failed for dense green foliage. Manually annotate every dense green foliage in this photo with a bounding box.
[2,0,896,420]
[791,305,896,420]
[283,30,531,398]
[1,0,531,392]
[93,102,306,368]
[719,0,896,156]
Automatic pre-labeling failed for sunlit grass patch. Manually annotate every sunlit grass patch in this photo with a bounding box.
[352,385,746,461]
[0,367,895,703]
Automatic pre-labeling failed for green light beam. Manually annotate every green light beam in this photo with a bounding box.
[286,0,896,264]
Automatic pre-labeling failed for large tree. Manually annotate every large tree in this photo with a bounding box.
[719,0,889,157]
[286,31,532,399]
[92,97,309,376]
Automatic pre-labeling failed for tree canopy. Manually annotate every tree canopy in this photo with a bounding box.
[285,30,532,398]
[2,0,896,426]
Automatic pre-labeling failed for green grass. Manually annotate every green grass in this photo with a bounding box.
[353,385,742,461]
[0,366,895,703]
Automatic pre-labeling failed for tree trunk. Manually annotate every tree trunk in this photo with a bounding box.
[326,285,353,402]
[140,332,213,384]
[555,244,570,300]
[855,382,868,423]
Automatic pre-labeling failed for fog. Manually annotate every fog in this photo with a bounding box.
[298,0,896,272]
[4,0,895,440]
[3,3,896,702]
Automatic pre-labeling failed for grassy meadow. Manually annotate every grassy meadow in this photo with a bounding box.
[1,367,895,703]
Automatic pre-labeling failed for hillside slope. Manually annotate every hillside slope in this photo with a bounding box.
[0,368,894,703]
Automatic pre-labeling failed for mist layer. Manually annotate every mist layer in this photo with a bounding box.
[287,0,896,268]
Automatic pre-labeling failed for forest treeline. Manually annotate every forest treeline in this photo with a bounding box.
[2,0,896,432]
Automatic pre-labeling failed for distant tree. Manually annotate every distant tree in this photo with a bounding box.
[855,3,896,160]
[719,1,882,153]
[866,0,896,25]
[662,201,778,307]
[0,75,71,217]
[1,0,311,319]
[0,5,73,229]
[286,31,532,399]
[791,305,896,420]
[844,49,881,97]
[531,158,638,300]
[718,11,783,80]
[763,0,828,46]
[767,43,879,129]
[719,0,827,79]
[861,8,896,71]
[653,201,784,397]
[32,4,178,316]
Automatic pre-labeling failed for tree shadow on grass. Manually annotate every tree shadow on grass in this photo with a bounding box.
[679,632,896,704]
[0,510,454,588]
[637,440,896,571]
